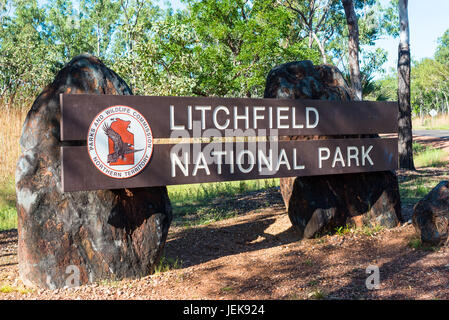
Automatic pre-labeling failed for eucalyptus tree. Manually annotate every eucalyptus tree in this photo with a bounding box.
[435,29,449,65]
[110,0,161,93]
[79,0,121,59]
[182,0,318,98]
[341,0,361,100]
[397,0,414,170]
[279,0,398,100]
[0,0,53,107]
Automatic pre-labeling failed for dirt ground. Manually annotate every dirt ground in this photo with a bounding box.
[1,178,448,300]
[1,137,448,300]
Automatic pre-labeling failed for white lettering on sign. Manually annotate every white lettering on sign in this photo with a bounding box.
[170,146,306,177]
[195,106,212,130]
[170,105,184,130]
[213,106,230,130]
[253,106,265,129]
[319,145,374,169]
[362,145,374,166]
[277,107,290,129]
[306,107,319,128]
[318,147,331,169]
[234,106,250,129]
[169,105,320,131]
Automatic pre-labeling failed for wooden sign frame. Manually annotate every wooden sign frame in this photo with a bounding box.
[60,94,399,192]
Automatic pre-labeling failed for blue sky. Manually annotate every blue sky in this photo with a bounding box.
[376,0,449,75]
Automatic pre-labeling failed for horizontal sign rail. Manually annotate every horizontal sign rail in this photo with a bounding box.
[60,94,398,141]
[62,137,398,192]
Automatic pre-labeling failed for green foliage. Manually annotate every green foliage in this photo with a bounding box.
[0,0,54,106]
[327,0,398,83]
[370,25,449,115]
[435,28,449,65]
[178,0,320,97]
[364,73,397,101]
[411,57,449,117]
[0,0,400,106]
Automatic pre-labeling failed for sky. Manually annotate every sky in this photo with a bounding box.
[375,0,449,76]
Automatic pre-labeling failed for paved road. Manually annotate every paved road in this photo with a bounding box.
[413,130,449,140]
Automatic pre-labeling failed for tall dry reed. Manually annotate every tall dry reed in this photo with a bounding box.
[0,106,28,183]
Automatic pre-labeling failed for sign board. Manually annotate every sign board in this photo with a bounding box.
[60,94,398,192]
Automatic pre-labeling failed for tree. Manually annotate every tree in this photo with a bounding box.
[79,0,120,59]
[111,0,161,93]
[411,58,449,117]
[341,0,361,100]
[280,0,398,99]
[435,28,449,65]
[397,0,414,170]
[281,0,343,63]
[0,0,54,107]
[178,0,318,98]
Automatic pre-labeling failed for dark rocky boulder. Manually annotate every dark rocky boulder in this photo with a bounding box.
[15,54,172,289]
[412,181,449,246]
[264,60,402,238]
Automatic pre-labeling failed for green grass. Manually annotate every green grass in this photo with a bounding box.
[334,225,352,236]
[0,207,17,231]
[413,143,448,168]
[153,254,182,274]
[408,237,440,252]
[220,286,234,292]
[332,224,385,238]
[399,177,433,205]
[0,177,17,231]
[0,284,32,294]
[304,259,314,266]
[356,224,385,236]
[167,179,279,226]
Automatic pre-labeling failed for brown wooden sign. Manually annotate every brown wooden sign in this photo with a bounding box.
[60,94,399,192]
[61,94,398,140]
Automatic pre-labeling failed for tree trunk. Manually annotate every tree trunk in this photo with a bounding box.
[397,0,415,170]
[311,32,327,64]
[96,24,101,57]
[342,0,362,101]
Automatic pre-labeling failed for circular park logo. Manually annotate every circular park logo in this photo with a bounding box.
[87,105,153,179]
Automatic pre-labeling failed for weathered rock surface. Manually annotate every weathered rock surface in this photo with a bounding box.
[15,54,172,289]
[412,181,449,246]
[264,60,402,238]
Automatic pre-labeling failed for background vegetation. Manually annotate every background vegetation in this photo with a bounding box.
[0,0,398,106]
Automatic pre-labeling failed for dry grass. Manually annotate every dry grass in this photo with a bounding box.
[0,107,28,183]
[413,114,449,131]
[0,105,28,230]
